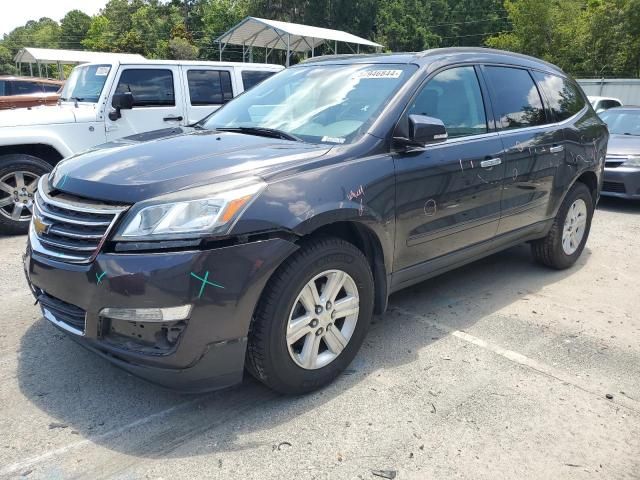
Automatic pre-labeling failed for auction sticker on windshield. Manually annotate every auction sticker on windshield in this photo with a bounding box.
[354,70,403,79]
[96,66,110,76]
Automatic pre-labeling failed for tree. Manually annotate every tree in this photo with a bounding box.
[60,10,92,50]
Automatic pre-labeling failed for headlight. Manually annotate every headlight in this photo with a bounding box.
[622,155,640,167]
[115,178,266,240]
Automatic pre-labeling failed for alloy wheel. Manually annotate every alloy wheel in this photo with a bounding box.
[286,269,360,370]
[0,171,39,222]
[562,198,587,255]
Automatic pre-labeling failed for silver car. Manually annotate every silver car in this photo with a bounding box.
[599,107,640,199]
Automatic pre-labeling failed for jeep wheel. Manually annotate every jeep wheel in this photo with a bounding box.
[246,237,374,394]
[0,154,52,235]
[531,182,594,269]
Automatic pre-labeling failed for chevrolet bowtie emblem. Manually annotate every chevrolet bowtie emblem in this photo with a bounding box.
[33,215,51,236]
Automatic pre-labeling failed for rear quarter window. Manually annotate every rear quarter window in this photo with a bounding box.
[532,71,586,121]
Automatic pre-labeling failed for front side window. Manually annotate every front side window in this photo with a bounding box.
[408,66,487,138]
[115,69,175,107]
[485,66,546,129]
[533,71,585,121]
[241,70,276,91]
[187,70,233,106]
[203,63,416,144]
[59,64,111,103]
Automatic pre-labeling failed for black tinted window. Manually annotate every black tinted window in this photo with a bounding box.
[533,71,585,121]
[601,99,621,110]
[408,66,487,138]
[41,83,60,93]
[241,70,275,91]
[187,70,233,105]
[485,66,546,129]
[115,69,174,107]
[11,81,42,95]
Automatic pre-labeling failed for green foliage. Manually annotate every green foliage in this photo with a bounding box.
[0,0,639,77]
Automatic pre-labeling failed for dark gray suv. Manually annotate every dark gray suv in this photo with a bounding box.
[24,48,608,394]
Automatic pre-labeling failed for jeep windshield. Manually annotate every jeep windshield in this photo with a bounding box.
[59,64,111,103]
[202,63,417,144]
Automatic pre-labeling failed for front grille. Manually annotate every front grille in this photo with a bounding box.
[602,181,627,194]
[37,291,87,334]
[31,177,127,263]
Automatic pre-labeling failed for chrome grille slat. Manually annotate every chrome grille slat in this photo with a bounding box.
[38,236,99,252]
[30,177,128,264]
[48,226,104,240]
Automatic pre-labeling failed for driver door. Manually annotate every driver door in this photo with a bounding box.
[393,65,505,279]
[105,66,186,141]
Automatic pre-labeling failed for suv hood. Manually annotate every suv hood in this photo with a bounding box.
[52,129,332,203]
[0,102,97,127]
[606,133,640,155]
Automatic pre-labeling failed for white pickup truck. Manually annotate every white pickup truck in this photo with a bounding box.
[0,59,283,233]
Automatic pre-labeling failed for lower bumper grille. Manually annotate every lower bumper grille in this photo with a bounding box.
[37,291,86,335]
[602,181,627,194]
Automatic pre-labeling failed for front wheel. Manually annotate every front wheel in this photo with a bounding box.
[531,182,594,269]
[0,154,52,235]
[246,237,374,394]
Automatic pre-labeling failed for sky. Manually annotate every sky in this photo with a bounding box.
[1,0,108,36]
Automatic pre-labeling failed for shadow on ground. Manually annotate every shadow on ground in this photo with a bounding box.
[17,243,586,460]
[597,195,640,214]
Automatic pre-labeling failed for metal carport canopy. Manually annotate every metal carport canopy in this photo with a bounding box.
[215,17,383,66]
[14,48,145,65]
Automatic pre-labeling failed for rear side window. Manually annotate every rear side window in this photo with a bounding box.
[532,71,585,121]
[187,70,233,105]
[10,81,42,95]
[241,70,276,91]
[485,66,546,129]
[115,69,175,107]
[601,99,621,110]
[0,80,5,96]
[408,66,487,138]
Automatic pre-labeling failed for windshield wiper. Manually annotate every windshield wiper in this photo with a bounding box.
[216,126,303,142]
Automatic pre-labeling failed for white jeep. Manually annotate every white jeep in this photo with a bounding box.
[0,59,283,234]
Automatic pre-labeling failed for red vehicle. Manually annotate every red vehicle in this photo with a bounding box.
[0,76,64,109]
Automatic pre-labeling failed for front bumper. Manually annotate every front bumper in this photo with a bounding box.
[24,237,297,392]
[602,166,640,199]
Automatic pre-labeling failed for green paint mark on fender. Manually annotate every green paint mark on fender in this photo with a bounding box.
[190,271,224,299]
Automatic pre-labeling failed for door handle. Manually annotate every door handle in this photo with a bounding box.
[550,145,564,153]
[480,157,502,168]
[163,115,183,122]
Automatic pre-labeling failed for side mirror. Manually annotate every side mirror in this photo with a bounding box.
[109,92,134,121]
[394,114,448,150]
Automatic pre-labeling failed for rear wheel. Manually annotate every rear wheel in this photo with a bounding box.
[531,182,594,269]
[246,237,374,394]
[0,154,52,235]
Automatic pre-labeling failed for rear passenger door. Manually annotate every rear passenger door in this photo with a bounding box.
[393,65,505,273]
[482,66,564,234]
[183,67,235,124]
[105,66,186,141]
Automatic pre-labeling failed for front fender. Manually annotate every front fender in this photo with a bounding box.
[233,153,397,274]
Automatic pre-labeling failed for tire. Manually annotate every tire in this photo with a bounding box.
[246,237,374,394]
[531,182,594,269]
[0,154,52,235]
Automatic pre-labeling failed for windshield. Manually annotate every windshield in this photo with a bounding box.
[59,64,111,103]
[599,110,640,136]
[202,63,417,144]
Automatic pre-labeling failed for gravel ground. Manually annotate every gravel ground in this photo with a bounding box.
[0,197,639,480]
